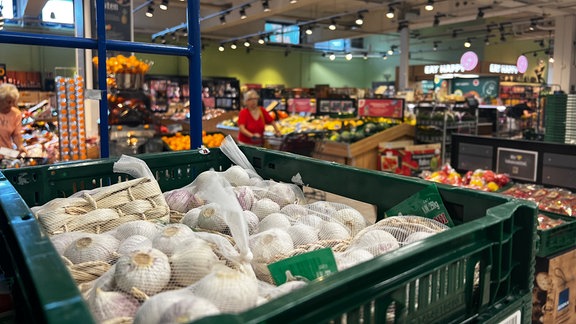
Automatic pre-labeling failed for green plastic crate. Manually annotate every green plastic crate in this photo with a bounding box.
[536,211,576,257]
[0,147,537,323]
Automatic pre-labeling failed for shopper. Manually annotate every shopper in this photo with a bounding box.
[0,83,26,157]
[506,100,535,133]
[237,89,281,146]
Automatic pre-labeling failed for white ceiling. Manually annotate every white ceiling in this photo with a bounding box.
[135,1,576,50]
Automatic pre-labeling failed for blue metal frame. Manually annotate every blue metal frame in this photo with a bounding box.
[0,0,202,158]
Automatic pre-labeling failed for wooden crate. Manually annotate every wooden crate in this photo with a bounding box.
[313,123,415,170]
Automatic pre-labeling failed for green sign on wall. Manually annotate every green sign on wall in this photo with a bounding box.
[451,76,499,102]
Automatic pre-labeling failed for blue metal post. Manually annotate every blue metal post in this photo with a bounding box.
[188,0,203,149]
[95,0,109,158]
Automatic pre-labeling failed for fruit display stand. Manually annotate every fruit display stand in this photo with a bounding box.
[1,146,537,324]
[313,123,415,170]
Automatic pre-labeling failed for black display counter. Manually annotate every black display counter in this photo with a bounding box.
[451,134,576,191]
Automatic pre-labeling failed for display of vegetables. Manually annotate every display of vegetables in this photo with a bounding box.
[422,164,510,192]
[162,131,225,150]
[501,184,576,217]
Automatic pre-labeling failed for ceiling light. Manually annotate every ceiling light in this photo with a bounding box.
[159,0,169,11]
[386,6,395,19]
[305,26,313,35]
[425,0,434,11]
[329,53,336,61]
[258,36,266,44]
[328,20,336,30]
[464,39,471,48]
[262,0,270,12]
[240,6,247,19]
[382,54,388,60]
[387,48,394,55]
[548,56,554,63]
[290,0,298,4]
[363,52,368,60]
[145,5,154,18]
[529,19,537,31]
[220,14,226,24]
[355,13,364,25]
[230,42,237,49]
[345,53,353,60]
[218,45,225,52]
[244,40,251,47]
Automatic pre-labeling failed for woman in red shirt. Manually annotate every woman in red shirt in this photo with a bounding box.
[237,90,281,146]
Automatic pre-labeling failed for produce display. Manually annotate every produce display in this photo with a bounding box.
[502,184,576,217]
[422,164,511,192]
[32,148,449,323]
[162,131,225,150]
[537,214,566,230]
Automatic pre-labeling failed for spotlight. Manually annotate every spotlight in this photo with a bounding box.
[529,19,537,31]
[464,39,471,48]
[363,52,368,60]
[230,42,237,50]
[160,36,166,44]
[549,56,555,63]
[387,47,394,55]
[305,26,313,35]
[258,36,266,44]
[159,0,169,11]
[386,6,395,19]
[239,6,247,19]
[220,14,226,24]
[290,0,298,4]
[329,53,336,61]
[244,40,251,47]
[328,20,336,30]
[218,44,225,52]
[425,0,434,11]
[355,13,364,25]
[145,5,154,18]
[382,54,388,60]
[345,53,353,60]
[262,0,270,12]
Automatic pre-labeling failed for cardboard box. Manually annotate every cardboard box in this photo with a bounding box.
[378,140,414,173]
[378,142,441,176]
[532,247,576,324]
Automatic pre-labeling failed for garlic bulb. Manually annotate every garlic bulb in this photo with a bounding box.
[152,223,196,256]
[193,170,220,190]
[335,249,373,271]
[331,208,368,237]
[280,204,309,219]
[50,231,87,255]
[164,188,204,213]
[251,198,280,220]
[114,248,171,296]
[117,235,152,256]
[296,214,324,228]
[134,288,194,324]
[250,228,294,262]
[263,280,308,301]
[352,230,399,256]
[317,221,350,241]
[158,296,220,323]
[193,266,259,313]
[181,207,202,229]
[286,224,319,246]
[307,201,337,218]
[266,182,297,207]
[257,212,291,233]
[404,231,435,245]
[234,186,256,211]
[87,288,140,323]
[63,233,120,264]
[170,238,220,286]
[197,202,228,233]
[112,220,162,241]
[223,165,251,186]
[243,210,259,235]
[252,261,274,284]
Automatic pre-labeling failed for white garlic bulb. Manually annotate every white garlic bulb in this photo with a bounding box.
[193,266,259,313]
[257,212,291,233]
[250,228,294,262]
[181,207,202,229]
[234,186,256,211]
[251,198,280,220]
[114,248,171,296]
[404,231,435,245]
[317,221,350,241]
[352,230,400,256]
[164,188,205,213]
[170,238,220,286]
[152,223,196,256]
[112,220,162,241]
[307,201,337,218]
[133,288,194,324]
[280,204,309,218]
[223,165,251,186]
[158,295,220,323]
[117,235,152,256]
[286,224,319,246]
[243,210,259,235]
[296,214,324,228]
[193,170,220,190]
[263,280,308,301]
[63,233,120,264]
[50,231,87,255]
[197,202,228,233]
[335,249,373,271]
[87,288,140,323]
[331,208,368,237]
[266,182,298,207]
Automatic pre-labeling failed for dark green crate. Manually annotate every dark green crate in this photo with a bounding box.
[0,147,537,323]
[536,211,576,257]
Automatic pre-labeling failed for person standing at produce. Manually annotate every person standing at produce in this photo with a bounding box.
[237,89,281,146]
[506,100,536,133]
[0,83,26,157]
